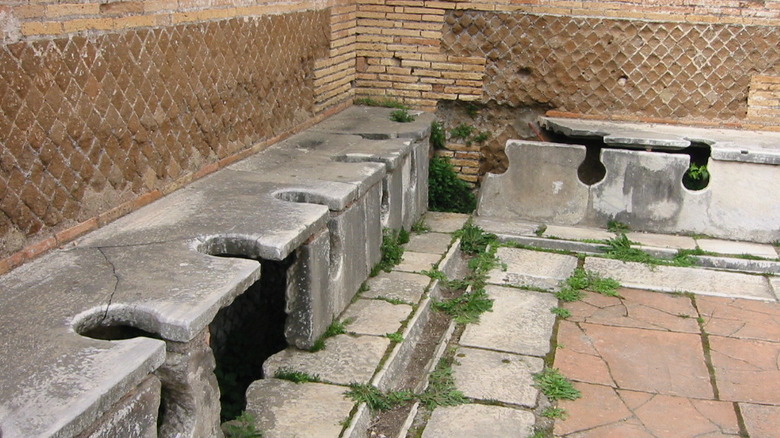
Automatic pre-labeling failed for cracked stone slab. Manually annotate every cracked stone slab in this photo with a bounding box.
[404,232,452,254]
[76,170,330,261]
[564,289,700,333]
[421,404,534,438]
[471,215,539,237]
[394,251,441,273]
[422,212,470,233]
[604,130,690,149]
[556,383,740,438]
[245,379,354,438]
[341,299,413,336]
[460,286,557,357]
[709,336,780,404]
[740,403,780,438]
[451,347,543,408]
[543,224,614,242]
[555,321,713,399]
[626,231,698,250]
[696,295,780,342]
[584,257,774,300]
[362,271,429,304]
[311,106,434,140]
[262,334,390,385]
[487,247,578,290]
[695,238,778,259]
[0,248,167,438]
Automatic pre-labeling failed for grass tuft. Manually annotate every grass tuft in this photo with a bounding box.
[533,367,581,401]
[273,368,321,384]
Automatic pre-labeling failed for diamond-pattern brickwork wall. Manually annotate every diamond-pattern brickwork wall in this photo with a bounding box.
[0,10,329,257]
[442,10,780,121]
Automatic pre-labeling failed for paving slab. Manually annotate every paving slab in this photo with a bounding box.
[772,277,780,300]
[472,215,539,237]
[695,238,778,259]
[544,224,614,241]
[739,403,780,438]
[362,271,429,304]
[554,382,635,437]
[421,404,534,438]
[460,286,557,357]
[451,347,543,408]
[584,257,775,300]
[556,322,713,399]
[487,247,578,290]
[340,299,412,336]
[564,289,700,333]
[394,251,440,273]
[404,232,452,254]
[311,105,434,140]
[262,335,390,385]
[696,295,780,342]
[626,231,698,250]
[422,212,470,233]
[245,379,354,438]
[709,336,780,404]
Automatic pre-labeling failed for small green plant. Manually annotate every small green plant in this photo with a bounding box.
[527,428,552,438]
[223,412,263,438]
[428,156,477,213]
[602,233,657,265]
[310,318,352,352]
[683,163,710,190]
[677,313,690,319]
[550,307,572,319]
[358,282,370,293]
[472,131,490,144]
[465,103,480,118]
[354,97,408,109]
[555,287,584,302]
[534,224,547,237]
[376,296,413,306]
[390,109,415,123]
[433,289,493,324]
[541,406,568,420]
[411,217,431,233]
[421,268,447,281]
[371,228,406,276]
[345,384,415,411]
[430,121,446,150]
[450,123,474,140]
[567,268,621,297]
[456,223,497,255]
[418,357,467,409]
[533,367,581,401]
[607,220,630,233]
[273,368,321,384]
[386,332,404,343]
[398,228,411,245]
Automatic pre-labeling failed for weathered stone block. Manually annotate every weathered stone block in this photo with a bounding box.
[76,376,161,438]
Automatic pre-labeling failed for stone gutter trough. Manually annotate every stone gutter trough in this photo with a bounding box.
[0,106,433,438]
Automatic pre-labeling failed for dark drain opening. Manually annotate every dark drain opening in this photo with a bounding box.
[681,141,711,191]
[209,254,293,422]
[80,324,161,341]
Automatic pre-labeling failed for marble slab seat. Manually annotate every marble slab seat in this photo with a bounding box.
[0,107,432,437]
[479,118,780,243]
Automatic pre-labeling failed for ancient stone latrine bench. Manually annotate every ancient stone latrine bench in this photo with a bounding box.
[479,117,780,243]
[0,107,433,437]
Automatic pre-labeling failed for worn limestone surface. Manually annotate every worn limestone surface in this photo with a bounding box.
[263,334,391,385]
[362,271,430,304]
[696,238,778,259]
[472,216,539,238]
[404,232,453,254]
[487,246,578,290]
[627,231,698,250]
[544,224,614,242]
[76,376,161,438]
[394,251,442,273]
[452,347,543,407]
[245,379,354,438]
[478,141,589,224]
[312,106,434,140]
[422,212,470,233]
[341,299,413,336]
[421,404,534,438]
[460,286,557,357]
[585,257,774,301]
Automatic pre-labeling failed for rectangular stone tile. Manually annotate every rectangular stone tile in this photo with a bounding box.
[422,212,470,233]
[263,335,390,385]
[341,299,412,336]
[739,403,780,438]
[627,231,698,250]
[709,336,780,405]
[696,295,780,342]
[554,382,634,437]
[460,286,557,357]
[567,323,713,399]
[363,271,430,304]
[471,215,539,237]
[404,232,452,254]
[696,238,778,259]
[555,321,616,387]
[451,347,543,408]
[565,289,700,333]
[421,404,533,438]
[394,251,441,273]
[246,379,354,438]
[487,247,578,290]
[584,257,775,301]
[545,224,614,241]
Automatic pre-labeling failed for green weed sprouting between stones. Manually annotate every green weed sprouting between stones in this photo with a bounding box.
[371,228,406,276]
[418,357,468,409]
[411,217,431,233]
[430,121,446,150]
[603,233,708,268]
[386,332,404,343]
[223,412,263,438]
[354,97,408,109]
[345,384,416,411]
[456,223,497,255]
[607,220,630,233]
[273,368,321,384]
[390,109,415,123]
[310,318,353,352]
[550,307,572,319]
[556,268,620,302]
[534,224,547,237]
[541,406,568,420]
[533,367,581,402]
[428,156,477,213]
[450,123,474,140]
